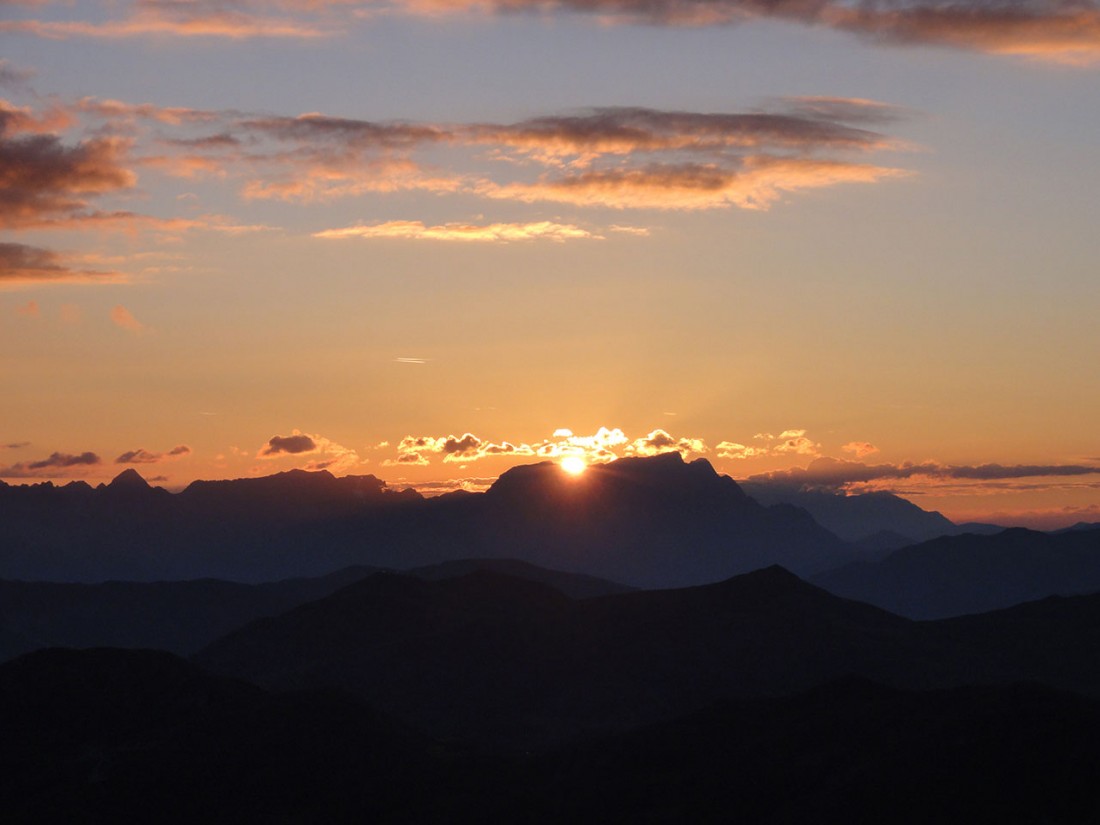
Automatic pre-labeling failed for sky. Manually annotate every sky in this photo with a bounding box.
[2,0,1099,528]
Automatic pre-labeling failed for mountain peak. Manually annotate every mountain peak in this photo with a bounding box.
[108,468,150,489]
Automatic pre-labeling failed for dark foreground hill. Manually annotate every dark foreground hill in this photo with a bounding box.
[196,564,1100,750]
[6,649,1100,824]
[0,648,430,824]
[0,454,854,588]
[813,526,1100,618]
[484,678,1100,825]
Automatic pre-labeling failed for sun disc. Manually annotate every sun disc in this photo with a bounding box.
[561,455,587,476]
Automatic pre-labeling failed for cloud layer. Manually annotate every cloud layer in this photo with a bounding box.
[4,0,1098,63]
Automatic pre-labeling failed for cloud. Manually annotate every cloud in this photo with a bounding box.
[6,0,1096,62]
[0,121,135,228]
[624,428,708,458]
[385,426,712,467]
[0,442,30,450]
[0,60,34,90]
[770,428,820,456]
[716,441,767,460]
[258,429,363,472]
[841,441,879,459]
[0,0,330,40]
[110,305,147,333]
[386,433,539,466]
[16,299,39,317]
[479,157,907,211]
[0,450,101,478]
[0,243,123,286]
[260,433,318,457]
[214,103,908,211]
[313,219,600,242]
[748,456,1100,493]
[412,0,1100,64]
[115,444,191,464]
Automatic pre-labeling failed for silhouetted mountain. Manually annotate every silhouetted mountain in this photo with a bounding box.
[851,528,916,557]
[740,484,959,543]
[0,648,430,823]
[1054,521,1100,534]
[195,566,964,749]
[0,558,631,663]
[0,565,382,663]
[198,564,1100,751]
[406,558,634,598]
[0,456,854,588]
[813,527,1100,618]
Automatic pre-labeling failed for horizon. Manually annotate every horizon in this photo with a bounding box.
[4,451,1095,532]
[3,0,1098,531]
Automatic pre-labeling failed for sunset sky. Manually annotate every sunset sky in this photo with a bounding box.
[2,0,1099,527]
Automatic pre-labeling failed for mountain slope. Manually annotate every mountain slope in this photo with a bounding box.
[196,566,955,749]
[813,527,1100,618]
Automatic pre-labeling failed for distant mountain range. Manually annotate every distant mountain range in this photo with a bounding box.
[0,559,631,663]
[739,483,1001,543]
[813,526,1100,619]
[0,454,857,587]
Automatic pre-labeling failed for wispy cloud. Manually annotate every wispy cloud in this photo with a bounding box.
[0,91,910,289]
[748,456,1100,493]
[5,0,1095,62]
[0,450,101,478]
[257,429,363,473]
[0,243,123,287]
[115,444,191,464]
[110,304,147,333]
[314,219,601,242]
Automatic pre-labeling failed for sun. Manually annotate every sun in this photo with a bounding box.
[560,455,587,476]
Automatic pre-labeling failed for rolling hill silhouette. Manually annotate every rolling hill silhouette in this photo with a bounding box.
[0,648,429,823]
[0,559,631,663]
[813,526,1100,618]
[196,564,1100,751]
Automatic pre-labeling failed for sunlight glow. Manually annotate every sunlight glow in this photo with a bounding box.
[560,455,587,476]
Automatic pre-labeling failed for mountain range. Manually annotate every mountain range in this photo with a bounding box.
[0,455,855,587]
[195,564,1100,751]
[5,565,1100,822]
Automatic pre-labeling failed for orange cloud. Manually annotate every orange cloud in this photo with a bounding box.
[624,429,708,458]
[0,243,123,287]
[110,304,147,333]
[4,0,1097,62]
[313,219,600,242]
[716,441,767,460]
[480,157,908,211]
[0,129,135,228]
[841,441,879,459]
[386,426,711,467]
